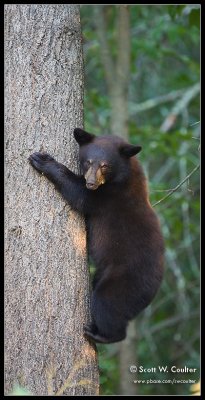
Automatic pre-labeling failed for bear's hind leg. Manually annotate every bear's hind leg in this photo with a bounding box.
[84,291,127,344]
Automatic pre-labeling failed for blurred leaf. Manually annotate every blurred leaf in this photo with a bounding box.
[167,5,186,19]
[188,9,200,29]
[10,384,32,396]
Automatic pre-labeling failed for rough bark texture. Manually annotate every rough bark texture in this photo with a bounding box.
[5,4,99,395]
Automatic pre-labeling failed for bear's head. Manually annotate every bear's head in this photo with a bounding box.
[74,128,142,190]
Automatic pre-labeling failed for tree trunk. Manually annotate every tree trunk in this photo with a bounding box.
[119,320,138,395]
[110,5,130,137]
[95,5,130,138]
[5,4,99,396]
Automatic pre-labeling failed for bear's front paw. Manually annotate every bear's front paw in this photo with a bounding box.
[29,152,55,173]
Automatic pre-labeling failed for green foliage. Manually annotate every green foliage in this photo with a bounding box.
[9,384,33,395]
[81,4,200,396]
[98,349,120,395]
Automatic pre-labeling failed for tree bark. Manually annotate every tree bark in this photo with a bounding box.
[5,4,99,396]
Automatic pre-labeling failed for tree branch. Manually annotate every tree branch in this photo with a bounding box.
[129,88,187,115]
[152,164,200,207]
[147,310,199,336]
[160,82,200,132]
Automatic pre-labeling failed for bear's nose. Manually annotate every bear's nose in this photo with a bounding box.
[86,182,98,190]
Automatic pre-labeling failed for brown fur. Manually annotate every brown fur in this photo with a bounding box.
[29,129,164,343]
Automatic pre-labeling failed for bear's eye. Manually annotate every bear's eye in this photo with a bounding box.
[101,163,108,172]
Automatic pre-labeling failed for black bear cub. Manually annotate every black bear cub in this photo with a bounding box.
[29,129,164,344]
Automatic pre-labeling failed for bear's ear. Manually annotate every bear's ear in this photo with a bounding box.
[74,128,95,146]
[120,144,142,158]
